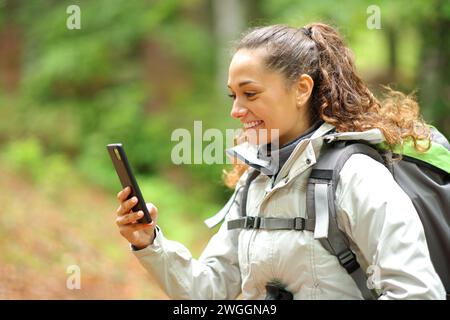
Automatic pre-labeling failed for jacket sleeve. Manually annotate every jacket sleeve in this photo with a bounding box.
[335,154,446,300]
[130,188,243,300]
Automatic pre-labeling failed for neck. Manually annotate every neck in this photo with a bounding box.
[279,116,312,146]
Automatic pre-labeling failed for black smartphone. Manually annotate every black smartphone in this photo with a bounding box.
[107,143,152,224]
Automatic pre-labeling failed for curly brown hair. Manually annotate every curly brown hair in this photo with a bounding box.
[223,23,431,189]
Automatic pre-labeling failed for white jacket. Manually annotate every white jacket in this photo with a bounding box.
[132,122,446,300]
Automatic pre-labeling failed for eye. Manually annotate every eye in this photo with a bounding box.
[245,92,257,98]
[227,93,236,100]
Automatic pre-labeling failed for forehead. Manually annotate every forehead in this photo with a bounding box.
[228,48,270,85]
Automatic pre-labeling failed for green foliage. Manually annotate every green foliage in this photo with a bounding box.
[2,137,45,182]
[3,0,225,194]
[1,137,79,196]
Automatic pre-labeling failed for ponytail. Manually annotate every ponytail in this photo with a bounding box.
[306,23,430,150]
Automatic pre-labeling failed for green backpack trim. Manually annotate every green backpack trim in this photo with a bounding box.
[376,139,450,174]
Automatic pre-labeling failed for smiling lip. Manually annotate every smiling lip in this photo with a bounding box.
[243,120,264,129]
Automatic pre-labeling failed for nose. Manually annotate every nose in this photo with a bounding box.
[230,100,248,119]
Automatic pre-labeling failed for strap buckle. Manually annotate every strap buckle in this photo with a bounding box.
[244,216,261,229]
[293,217,305,230]
[337,249,360,273]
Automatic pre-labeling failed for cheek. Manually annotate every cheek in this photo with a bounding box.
[263,93,295,124]
[275,96,298,125]
[246,94,296,144]
[266,107,295,132]
[251,97,277,124]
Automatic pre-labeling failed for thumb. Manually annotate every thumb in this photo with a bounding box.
[146,202,158,223]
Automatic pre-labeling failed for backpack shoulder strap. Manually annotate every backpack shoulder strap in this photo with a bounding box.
[240,169,261,217]
[307,141,384,299]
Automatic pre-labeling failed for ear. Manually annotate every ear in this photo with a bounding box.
[296,74,314,108]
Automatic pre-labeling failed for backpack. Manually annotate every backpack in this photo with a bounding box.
[227,126,450,299]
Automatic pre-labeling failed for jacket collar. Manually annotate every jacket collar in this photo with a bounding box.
[225,122,335,179]
[261,120,324,179]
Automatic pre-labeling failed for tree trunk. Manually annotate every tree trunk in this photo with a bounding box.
[0,0,22,95]
[385,23,398,84]
[211,0,247,93]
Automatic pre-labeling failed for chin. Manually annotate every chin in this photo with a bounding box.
[245,127,279,146]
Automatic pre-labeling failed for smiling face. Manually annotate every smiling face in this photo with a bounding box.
[227,48,313,146]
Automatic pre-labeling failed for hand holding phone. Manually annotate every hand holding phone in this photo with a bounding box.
[108,143,157,249]
[115,186,157,249]
[107,143,151,224]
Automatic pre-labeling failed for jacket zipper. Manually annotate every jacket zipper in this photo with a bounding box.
[259,159,314,209]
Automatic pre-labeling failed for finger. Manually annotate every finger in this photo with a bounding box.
[146,203,158,222]
[116,196,138,216]
[117,186,131,202]
[116,210,144,226]
[130,221,154,231]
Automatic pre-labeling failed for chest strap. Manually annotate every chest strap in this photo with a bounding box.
[228,216,315,231]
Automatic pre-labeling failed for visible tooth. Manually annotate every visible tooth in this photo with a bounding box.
[244,120,263,129]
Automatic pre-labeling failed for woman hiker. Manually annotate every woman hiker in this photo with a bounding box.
[114,23,445,300]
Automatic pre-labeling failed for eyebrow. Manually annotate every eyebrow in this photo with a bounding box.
[227,80,257,88]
